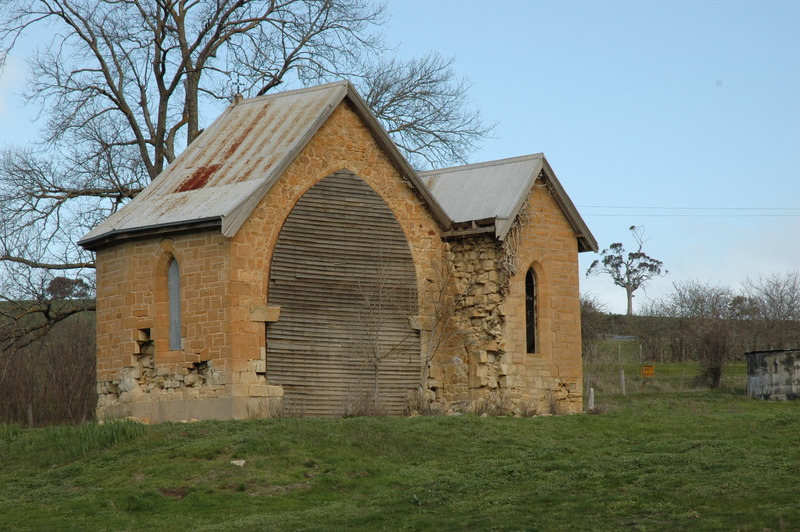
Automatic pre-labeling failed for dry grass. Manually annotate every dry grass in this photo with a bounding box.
[404,388,445,416]
[515,400,539,417]
[544,390,563,415]
[246,397,295,419]
[461,391,514,416]
[341,389,388,417]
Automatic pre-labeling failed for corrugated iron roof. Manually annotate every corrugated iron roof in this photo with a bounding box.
[423,154,598,251]
[79,81,452,249]
[422,154,543,224]
[80,82,349,247]
[79,80,595,253]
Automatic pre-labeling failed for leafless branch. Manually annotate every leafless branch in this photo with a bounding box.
[356,53,495,169]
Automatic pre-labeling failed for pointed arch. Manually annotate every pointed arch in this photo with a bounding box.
[167,258,182,351]
[267,170,420,416]
[151,239,183,354]
[526,267,538,354]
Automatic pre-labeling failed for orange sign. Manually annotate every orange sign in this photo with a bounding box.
[640,365,655,378]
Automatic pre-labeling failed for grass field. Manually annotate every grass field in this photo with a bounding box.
[584,338,749,398]
[1,350,798,531]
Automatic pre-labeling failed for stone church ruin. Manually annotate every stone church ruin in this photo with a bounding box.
[79,81,597,422]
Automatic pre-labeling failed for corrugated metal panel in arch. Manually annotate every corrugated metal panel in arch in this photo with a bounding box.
[267,170,420,416]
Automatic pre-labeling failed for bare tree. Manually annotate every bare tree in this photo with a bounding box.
[742,272,800,350]
[0,260,93,351]
[579,293,608,361]
[358,53,494,169]
[0,313,96,426]
[350,256,416,414]
[659,281,738,389]
[633,299,687,363]
[351,255,478,415]
[0,0,492,346]
[587,225,667,316]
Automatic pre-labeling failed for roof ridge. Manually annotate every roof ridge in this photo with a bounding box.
[421,153,544,176]
[236,80,350,106]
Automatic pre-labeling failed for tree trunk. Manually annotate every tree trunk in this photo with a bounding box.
[185,71,200,144]
[626,287,634,316]
[373,361,380,409]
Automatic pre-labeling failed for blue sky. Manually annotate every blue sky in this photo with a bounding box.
[382,0,800,312]
[1,1,798,313]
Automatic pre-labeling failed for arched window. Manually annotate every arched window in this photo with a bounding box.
[168,258,181,350]
[525,268,537,353]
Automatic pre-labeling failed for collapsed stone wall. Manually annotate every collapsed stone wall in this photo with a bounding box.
[96,329,283,422]
[97,346,223,411]
[425,181,585,416]
[424,234,515,409]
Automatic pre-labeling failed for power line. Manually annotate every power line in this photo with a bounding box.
[584,213,800,218]
[577,205,800,218]
[578,205,800,211]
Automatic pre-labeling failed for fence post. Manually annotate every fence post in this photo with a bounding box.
[587,387,595,411]
[620,369,626,396]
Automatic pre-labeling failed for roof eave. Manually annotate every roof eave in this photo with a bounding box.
[78,91,249,247]
[78,217,223,251]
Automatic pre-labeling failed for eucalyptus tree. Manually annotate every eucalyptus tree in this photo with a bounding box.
[587,225,667,316]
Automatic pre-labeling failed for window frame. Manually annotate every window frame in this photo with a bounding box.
[167,257,182,351]
[525,267,537,354]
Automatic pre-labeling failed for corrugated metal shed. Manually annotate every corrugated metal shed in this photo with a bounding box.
[79,81,451,249]
[422,154,597,251]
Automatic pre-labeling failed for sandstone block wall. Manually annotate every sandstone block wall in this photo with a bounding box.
[228,100,447,396]
[94,230,257,422]
[504,177,583,413]
[424,235,507,407]
[94,101,446,422]
[435,179,584,416]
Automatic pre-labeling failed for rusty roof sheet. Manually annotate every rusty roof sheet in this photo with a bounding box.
[77,82,338,246]
[422,154,597,251]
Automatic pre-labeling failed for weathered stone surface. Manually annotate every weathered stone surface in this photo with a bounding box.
[249,306,281,322]
[118,378,138,393]
[184,374,201,386]
[122,366,141,380]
